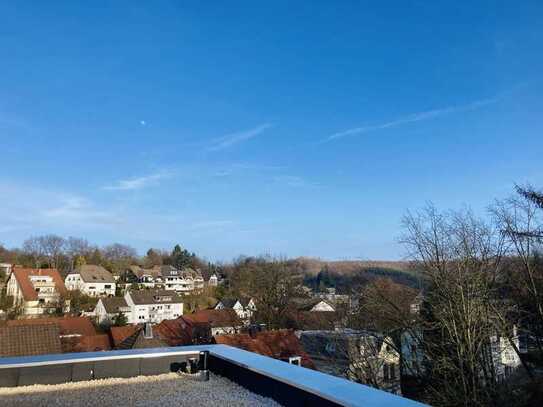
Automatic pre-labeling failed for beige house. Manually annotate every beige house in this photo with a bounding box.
[6,267,68,316]
[65,265,116,297]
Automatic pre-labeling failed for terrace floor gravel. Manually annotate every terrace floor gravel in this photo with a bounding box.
[0,372,283,406]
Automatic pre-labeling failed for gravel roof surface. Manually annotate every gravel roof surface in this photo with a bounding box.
[0,373,282,407]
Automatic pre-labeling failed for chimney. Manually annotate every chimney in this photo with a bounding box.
[144,322,153,339]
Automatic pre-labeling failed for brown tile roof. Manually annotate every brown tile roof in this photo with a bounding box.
[128,289,183,305]
[74,334,111,352]
[154,317,212,346]
[11,267,66,301]
[7,316,97,337]
[214,330,315,369]
[0,324,62,357]
[154,319,193,346]
[183,309,241,328]
[110,325,140,348]
[76,265,115,284]
[101,297,130,313]
[110,325,167,350]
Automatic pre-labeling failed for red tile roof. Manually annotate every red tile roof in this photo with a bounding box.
[74,334,111,352]
[214,330,315,369]
[7,316,97,337]
[11,267,67,301]
[110,325,140,348]
[154,319,193,346]
[182,309,241,327]
[0,324,62,357]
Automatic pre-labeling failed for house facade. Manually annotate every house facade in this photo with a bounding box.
[208,273,219,286]
[6,267,68,316]
[160,265,204,294]
[124,289,183,324]
[215,297,257,322]
[94,297,133,324]
[65,265,116,297]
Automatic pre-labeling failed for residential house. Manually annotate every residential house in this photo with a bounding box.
[160,265,192,293]
[208,273,219,286]
[65,265,116,297]
[124,289,183,324]
[490,326,522,380]
[215,297,257,322]
[183,309,242,336]
[295,298,336,312]
[0,324,62,357]
[400,325,521,383]
[6,316,111,353]
[214,330,315,369]
[94,296,133,325]
[300,329,401,395]
[6,267,67,316]
[122,265,164,288]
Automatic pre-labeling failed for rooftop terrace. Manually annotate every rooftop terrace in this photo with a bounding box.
[0,345,427,407]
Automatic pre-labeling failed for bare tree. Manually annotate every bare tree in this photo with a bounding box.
[491,185,543,352]
[400,205,508,406]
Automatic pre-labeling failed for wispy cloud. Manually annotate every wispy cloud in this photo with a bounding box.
[103,171,172,191]
[208,123,272,151]
[326,96,499,142]
[273,175,319,189]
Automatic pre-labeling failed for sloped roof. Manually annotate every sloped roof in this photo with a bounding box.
[0,324,62,357]
[110,325,140,348]
[10,267,66,301]
[154,317,211,346]
[214,330,315,369]
[110,325,167,350]
[154,319,192,346]
[293,298,335,312]
[101,297,129,313]
[218,298,239,309]
[183,309,241,328]
[7,316,97,337]
[76,265,115,284]
[129,265,162,279]
[128,289,183,305]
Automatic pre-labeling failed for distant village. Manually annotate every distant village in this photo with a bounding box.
[0,256,524,400]
[1,186,543,406]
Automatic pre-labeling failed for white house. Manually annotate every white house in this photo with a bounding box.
[124,289,183,324]
[65,265,116,297]
[215,297,257,322]
[208,273,219,287]
[490,326,522,380]
[6,267,68,316]
[160,265,204,294]
[94,296,133,324]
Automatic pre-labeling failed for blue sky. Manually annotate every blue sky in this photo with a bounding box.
[1,1,542,261]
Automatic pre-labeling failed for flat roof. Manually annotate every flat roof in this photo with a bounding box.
[0,344,427,407]
[0,372,280,407]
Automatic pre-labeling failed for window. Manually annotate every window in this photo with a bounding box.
[105,285,111,289]
[383,364,396,382]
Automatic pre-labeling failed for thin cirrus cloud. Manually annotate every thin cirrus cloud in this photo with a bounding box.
[207,123,272,151]
[103,171,172,191]
[325,96,499,142]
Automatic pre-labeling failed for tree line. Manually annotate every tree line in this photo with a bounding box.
[0,237,204,277]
